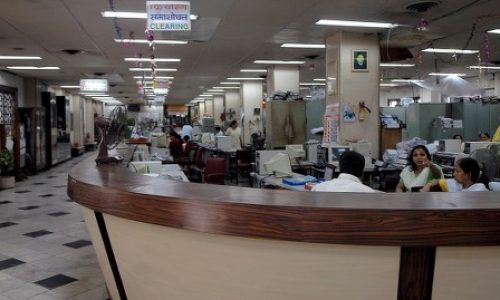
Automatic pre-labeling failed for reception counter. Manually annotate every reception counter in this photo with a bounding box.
[68,155,500,300]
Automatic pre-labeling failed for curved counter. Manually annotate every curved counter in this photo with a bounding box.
[68,155,500,300]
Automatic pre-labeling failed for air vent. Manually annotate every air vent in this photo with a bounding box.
[405,1,440,13]
[61,49,83,55]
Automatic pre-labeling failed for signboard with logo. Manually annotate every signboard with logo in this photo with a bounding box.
[80,79,108,93]
[146,1,191,31]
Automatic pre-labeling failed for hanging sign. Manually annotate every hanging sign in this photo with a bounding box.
[153,79,171,95]
[80,79,108,93]
[146,1,191,31]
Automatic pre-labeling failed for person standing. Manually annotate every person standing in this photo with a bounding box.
[225,120,242,150]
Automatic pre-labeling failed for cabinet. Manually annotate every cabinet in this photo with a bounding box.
[17,108,47,173]
[41,92,71,167]
[265,101,306,149]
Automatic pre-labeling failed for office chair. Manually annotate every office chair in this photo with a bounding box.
[230,150,253,185]
[204,157,226,185]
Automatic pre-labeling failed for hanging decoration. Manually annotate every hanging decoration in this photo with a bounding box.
[483,31,491,74]
[417,17,429,31]
[417,50,424,79]
[108,0,123,40]
[358,101,371,122]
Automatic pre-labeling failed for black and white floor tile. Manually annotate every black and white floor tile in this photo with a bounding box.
[0,153,108,300]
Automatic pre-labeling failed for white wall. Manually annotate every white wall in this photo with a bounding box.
[205,99,213,116]
[0,71,25,107]
[379,86,420,106]
[213,95,224,125]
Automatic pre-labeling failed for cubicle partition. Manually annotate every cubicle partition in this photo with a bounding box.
[68,153,500,300]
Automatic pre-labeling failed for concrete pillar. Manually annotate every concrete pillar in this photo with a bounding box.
[205,99,213,117]
[198,102,206,117]
[495,73,500,97]
[213,95,224,125]
[224,90,241,124]
[325,31,380,158]
[420,87,442,103]
[266,65,299,94]
[240,81,263,145]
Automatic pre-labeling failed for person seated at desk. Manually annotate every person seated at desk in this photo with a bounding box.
[312,151,379,193]
[168,130,183,159]
[396,145,443,192]
[420,157,490,192]
[214,125,224,137]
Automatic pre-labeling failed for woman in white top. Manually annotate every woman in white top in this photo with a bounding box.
[225,120,242,150]
[396,145,443,192]
[421,157,490,192]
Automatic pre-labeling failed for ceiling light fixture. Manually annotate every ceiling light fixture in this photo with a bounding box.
[254,60,305,65]
[428,72,466,76]
[200,94,213,97]
[7,66,59,70]
[102,11,198,20]
[380,83,399,87]
[280,43,325,49]
[240,69,267,72]
[212,86,240,89]
[129,68,177,72]
[115,38,187,45]
[379,63,415,67]
[391,79,423,83]
[207,89,224,92]
[313,78,326,82]
[227,77,264,80]
[219,82,241,85]
[125,58,180,62]
[468,65,500,70]
[316,19,397,28]
[299,82,326,86]
[422,48,479,54]
[60,85,80,88]
[0,56,42,60]
[487,29,500,34]
[133,76,174,79]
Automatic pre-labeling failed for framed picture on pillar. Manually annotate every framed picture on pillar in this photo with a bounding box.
[352,49,368,72]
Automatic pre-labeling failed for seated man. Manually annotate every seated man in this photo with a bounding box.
[312,151,379,193]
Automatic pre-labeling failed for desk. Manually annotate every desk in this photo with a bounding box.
[253,172,311,191]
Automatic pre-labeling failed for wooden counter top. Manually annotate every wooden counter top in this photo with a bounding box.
[68,155,500,247]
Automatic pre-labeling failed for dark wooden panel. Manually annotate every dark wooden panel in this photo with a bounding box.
[68,155,500,246]
[398,247,436,300]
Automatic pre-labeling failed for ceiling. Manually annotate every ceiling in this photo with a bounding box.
[0,0,499,105]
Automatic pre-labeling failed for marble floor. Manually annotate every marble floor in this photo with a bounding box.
[0,152,108,300]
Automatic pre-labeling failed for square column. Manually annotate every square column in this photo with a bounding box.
[224,90,241,124]
[213,95,224,125]
[240,81,263,144]
[326,31,380,158]
[266,65,300,94]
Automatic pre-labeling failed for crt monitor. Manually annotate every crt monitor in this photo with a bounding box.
[326,144,352,165]
[264,153,293,178]
[285,144,306,164]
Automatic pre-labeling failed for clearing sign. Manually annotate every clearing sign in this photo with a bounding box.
[146,1,191,31]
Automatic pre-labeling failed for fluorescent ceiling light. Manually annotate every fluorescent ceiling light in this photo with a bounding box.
[380,83,399,87]
[316,19,397,28]
[240,69,267,72]
[207,89,224,92]
[133,76,174,79]
[219,82,240,85]
[379,63,415,67]
[299,82,325,86]
[487,29,500,34]
[227,77,264,80]
[254,60,305,65]
[391,79,423,83]
[299,87,310,90]
[468,65,500,70]
[82,94,108,97]
[102,11,198,20]
[125,58,180,62]
[212,86,240,89]
[422,48,479,54]
[0,56,42,60]
[7,66,59,70]
[313,78,326,82]
[129,68,177,72]
[115,38,188,45]
[200,94,213,97]
[428,72,466,77]
[305,95,312,98]
[281,43,325,49]
[60,85,80,88]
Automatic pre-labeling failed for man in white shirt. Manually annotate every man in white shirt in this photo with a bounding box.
[312,151,379,193]
[181,124,193,140]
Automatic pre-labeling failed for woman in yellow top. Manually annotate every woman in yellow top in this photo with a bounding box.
[396,145,443,192]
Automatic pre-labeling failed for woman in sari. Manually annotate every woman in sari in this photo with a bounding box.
[396,145,443,192]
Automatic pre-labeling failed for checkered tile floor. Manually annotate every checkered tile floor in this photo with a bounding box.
[0,152,108,300]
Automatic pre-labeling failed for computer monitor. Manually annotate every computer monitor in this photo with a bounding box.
[285,144,306,164]
[326,144,352,165]
[350,142,373,168]
[201,132,214,145]
[438,139,461,153]
[264,153,293,178]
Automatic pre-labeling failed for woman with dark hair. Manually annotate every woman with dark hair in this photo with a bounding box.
[396,145,443,192]
[421,157,490,192]
[479,132,490,141]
